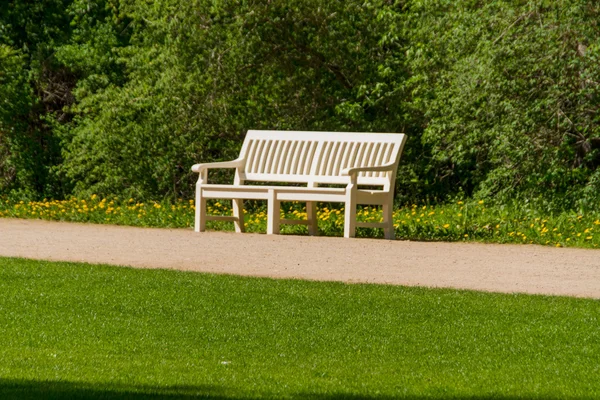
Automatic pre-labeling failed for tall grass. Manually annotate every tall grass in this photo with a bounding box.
[1,195,600,248]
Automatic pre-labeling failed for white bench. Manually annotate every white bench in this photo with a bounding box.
[191,130,407,239]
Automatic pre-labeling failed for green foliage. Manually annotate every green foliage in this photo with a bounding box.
[0,0,76,198]
[2,0,600,209]
[0,45,33,194]
[405,0,600,208]
[2,256,600,398]
[56,0,413,198]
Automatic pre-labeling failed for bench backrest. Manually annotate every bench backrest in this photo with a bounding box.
[238,130,407,188]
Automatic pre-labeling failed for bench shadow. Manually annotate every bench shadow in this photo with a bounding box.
[0,378,590,400]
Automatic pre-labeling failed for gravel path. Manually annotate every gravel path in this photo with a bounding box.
[1,218,599,298]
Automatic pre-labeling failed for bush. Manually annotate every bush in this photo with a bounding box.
[2,0,600,211]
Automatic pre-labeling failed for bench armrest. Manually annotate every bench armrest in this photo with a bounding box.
[191,158,245,174]
[341,162,396,184]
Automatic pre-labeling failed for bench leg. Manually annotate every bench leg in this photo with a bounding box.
[195,187,207,232]
[307,201,317,236]
[344,203,356,238]
[267,190,280,235]
[344,185,357,238]
[232,199,245,233]
[383,203,395,240]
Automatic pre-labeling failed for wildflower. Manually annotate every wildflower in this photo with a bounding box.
[586,236,593,240]
[457,201,463,205]
[478,200,484,205]
[443,224,450,229]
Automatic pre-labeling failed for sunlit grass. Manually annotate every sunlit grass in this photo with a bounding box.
[1,256,599,399]
[1,195,600,248]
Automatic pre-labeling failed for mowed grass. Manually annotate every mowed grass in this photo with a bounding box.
[1,257,599,399]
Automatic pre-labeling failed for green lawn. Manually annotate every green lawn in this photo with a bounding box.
[1,257,599,399]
